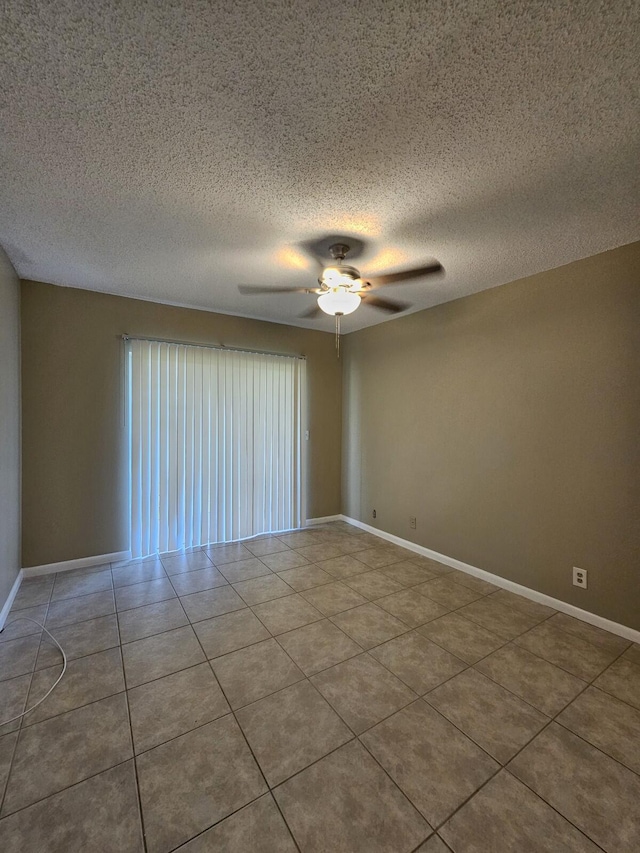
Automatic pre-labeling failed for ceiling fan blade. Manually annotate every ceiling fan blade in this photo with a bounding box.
[298,304,323,319]
[361,295,410,313]
[238,285,315,295]
[364,260,443,288]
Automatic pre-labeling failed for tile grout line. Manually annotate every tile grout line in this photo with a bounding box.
[118,640,149,853]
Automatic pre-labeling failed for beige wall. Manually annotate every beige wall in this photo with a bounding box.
[0,248,21,616]
[21,282,342,567]
[342,241,640,630]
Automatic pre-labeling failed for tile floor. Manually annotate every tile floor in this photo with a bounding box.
[0,521,639,852]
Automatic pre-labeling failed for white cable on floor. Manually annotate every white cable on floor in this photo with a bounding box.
[0,616,67,726]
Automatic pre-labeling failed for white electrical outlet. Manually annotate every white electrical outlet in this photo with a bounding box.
[409,516,417,529]
[573,567,588,589]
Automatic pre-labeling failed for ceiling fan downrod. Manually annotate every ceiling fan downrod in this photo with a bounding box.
[335,312,342,357]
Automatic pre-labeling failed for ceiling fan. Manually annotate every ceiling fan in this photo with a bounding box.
[239,241,443,353]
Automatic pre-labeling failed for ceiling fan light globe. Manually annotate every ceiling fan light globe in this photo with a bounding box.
[317,290,361,316]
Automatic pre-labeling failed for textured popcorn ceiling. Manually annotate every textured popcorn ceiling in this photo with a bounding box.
[1,1,638,331]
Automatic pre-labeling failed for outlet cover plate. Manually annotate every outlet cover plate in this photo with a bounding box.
[573,567,588,589]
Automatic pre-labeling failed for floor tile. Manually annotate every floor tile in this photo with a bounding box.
[36,613,119,669]
[311,653,416,734]
[379,561,438,587]
[370,632,467,694]
[274,740,429,853]
[509,723,640,853]
[361,700,498,827]
[354,547,404,569]
[117,597,188,643]
[51,568,112,601]
[1,693,131,815]
[593,658,640,709]
[0,761,143,853]
[301,581,368,615]
[329,535,376,554]
[407,555,455,575]
[10,577,53,610]
[217,557,272,583]
[547,612,631,655]
[0,634,40,682]
[243,536,291,556]
[331,602,408,649]
[557,686,640,774]
[515,620,617,680]
[0,674,30,735]
[111,559,166,588]
[1,605,47,643]
[128,662,229,753]
[488,588,557,621]
[114,577,176,612]
[237,680,352,785]
[426,668,548,763]
[457,596,546,639]
[476,644,586,716]
[415,578,482,609]
[276,564,334,590]
[233,574,295,605]
[211,638,304,709]
[180,585,246,622]
[418,612,506,664]
[260,550,311,571]
[161,551,213,575]
[0,732,18,802]
[316,554,371,579]
[137,715,266,853]
[56,563,111,579]
[345,570,404,600]
[193,608,270,659]
[440,770,600,853]
[623,643,640,665]
[46,589,115,628]
[24,646,125,725]
[168,565,228,595]
[122,625,205,688]
[376,589,448,627]
[179,793,297,852]
[277,619,363,675]
[205,542,253,564]
[338,531,382,548]
[295,542,348,562]
[252,593,323,634]
[277,531,324,548]
[447,570,500,595]
[0,634,40,683]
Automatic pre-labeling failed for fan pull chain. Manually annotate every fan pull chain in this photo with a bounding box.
[335,313,342,357]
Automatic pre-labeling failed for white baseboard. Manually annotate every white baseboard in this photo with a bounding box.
[0,570,24,631]
[22,550,132,579]
[306,515,343,526]
[340,515,640,645]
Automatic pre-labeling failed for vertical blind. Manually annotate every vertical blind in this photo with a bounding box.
[127,339,305,558]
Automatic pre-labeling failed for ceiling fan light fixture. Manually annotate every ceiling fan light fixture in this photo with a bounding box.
[321,267,344,285]
[317,289,361,316]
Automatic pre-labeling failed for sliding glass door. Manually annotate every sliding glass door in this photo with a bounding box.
[127,339,305,558]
